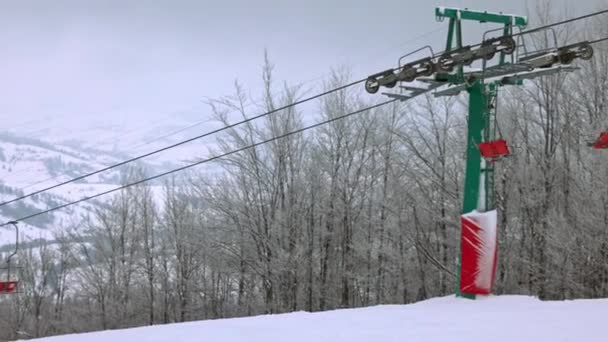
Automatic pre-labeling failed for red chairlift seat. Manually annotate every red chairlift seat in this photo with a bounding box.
[478,139,511,162]
[590,131,608,149]
[0,221,20,295]
[0,281,17,293]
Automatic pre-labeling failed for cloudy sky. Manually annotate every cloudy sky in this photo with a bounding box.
[0,0,604,146]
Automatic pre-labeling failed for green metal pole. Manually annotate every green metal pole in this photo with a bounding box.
[456,80,489,299]
[462,81,487,214]
[434,7,527,299]
[445,18,455,51]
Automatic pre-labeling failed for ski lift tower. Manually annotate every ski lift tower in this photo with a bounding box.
[364,6,593,299]
[435,7,529,299]
[434,7,592,299]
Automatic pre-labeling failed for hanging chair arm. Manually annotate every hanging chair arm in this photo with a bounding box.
[5,221,18,264]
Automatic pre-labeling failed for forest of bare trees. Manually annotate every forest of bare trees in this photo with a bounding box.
[1,13,607,341]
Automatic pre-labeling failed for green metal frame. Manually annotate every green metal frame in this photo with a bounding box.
[435,7,528,299]
[436,7,527,27]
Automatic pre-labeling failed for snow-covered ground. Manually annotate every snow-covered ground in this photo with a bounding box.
[0,131,182,250]
[27,295,608,342]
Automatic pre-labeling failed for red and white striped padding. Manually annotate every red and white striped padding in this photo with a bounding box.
[460,210,498,295]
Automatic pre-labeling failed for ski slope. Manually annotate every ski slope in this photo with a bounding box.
[28,295,608,342]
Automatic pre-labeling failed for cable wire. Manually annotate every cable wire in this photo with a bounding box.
[0,78,366,208]
[391,8,608,71]
[3,99,397,225]
[10,75,333,192]
[589,37,608,45]
[2,8,607,208]
[516,9,608,38]
[9,25,450,196]
[431,8,608,57]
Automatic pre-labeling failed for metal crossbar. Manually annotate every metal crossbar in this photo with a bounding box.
[382,80,444,101]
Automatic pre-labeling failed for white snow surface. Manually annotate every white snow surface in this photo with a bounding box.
[28,295,608,342]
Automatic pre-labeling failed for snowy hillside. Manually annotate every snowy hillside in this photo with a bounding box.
[0,132,169,246]
[26,295,608,342]
[6,104,216,166]
[0,132,129,187]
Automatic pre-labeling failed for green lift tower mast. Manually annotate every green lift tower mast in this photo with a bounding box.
[364,7,594,299]
[436,7,527,299]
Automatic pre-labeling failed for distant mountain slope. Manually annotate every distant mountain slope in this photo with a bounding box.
[0,132,166,246]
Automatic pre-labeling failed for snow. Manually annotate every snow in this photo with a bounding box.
[0,132,179,249]
[27,295,608,342]
[0,221,54,246]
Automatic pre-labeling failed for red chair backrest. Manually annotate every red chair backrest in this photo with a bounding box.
[592,132,608,149]
[478,139,511,160]
[0,281,18,293]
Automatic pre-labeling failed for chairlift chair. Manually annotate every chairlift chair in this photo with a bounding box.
[589,131,608,149]
[478,90,511,163]
[0,221,19,294]
[478,139,511,162]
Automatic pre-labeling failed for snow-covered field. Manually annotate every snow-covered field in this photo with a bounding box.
[27,295,608,342]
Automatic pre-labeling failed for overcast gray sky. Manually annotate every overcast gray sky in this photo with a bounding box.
[0,0,605,146]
